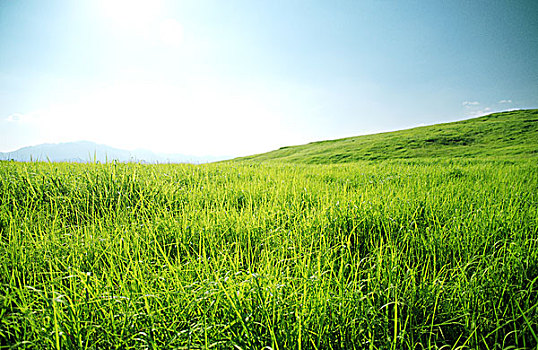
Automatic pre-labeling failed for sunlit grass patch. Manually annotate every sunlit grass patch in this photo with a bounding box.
[1,159,537,348]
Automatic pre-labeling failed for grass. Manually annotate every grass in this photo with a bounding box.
[236,109,538,163]
[1,157,537,349]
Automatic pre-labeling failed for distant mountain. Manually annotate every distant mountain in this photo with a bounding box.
[0,141,229,163]
[235,109,538,163]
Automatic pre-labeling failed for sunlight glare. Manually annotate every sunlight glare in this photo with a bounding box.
[99,0,163,29]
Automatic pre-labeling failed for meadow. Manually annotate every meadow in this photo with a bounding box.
[1,158,537,349]
[239,109,538,163]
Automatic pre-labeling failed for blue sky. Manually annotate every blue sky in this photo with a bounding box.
[1,0,537,156]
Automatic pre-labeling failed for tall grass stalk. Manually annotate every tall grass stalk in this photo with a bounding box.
[0,159,537,348]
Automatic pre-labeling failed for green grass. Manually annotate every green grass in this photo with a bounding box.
[1,158,537,349]
[237,109,538,163]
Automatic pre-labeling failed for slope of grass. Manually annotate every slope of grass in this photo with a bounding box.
[238,109,538,163]
[1,159,537,349]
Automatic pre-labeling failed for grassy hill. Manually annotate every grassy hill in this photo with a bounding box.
[2,110,537,348]
[238,109,538,163]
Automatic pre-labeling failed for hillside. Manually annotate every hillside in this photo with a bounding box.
[238,109,538,163]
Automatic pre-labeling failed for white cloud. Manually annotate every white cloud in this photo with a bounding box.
[5,113,37,123]
[462,101,480,106]
[461,100,496,118]
[5,114,21,122]
[498,99,512,104]
[465,108,493,117]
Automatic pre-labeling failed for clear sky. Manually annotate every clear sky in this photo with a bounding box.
[1,1,537,156]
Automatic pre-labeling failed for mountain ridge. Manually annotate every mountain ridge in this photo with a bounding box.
[0,141,228,164]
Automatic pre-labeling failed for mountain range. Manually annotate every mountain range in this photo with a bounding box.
[0,141,229,164]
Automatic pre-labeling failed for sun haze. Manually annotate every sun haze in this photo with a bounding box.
[1,1,537,157]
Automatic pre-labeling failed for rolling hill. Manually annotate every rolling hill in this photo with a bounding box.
[237,109,538,163]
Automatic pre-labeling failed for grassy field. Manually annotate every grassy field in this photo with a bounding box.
[1,157,537,349]
[238,109,538,163]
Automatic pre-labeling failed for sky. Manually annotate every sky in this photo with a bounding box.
[1,0,537,157]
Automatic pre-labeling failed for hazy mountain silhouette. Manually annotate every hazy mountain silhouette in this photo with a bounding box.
[0,141,228,163]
